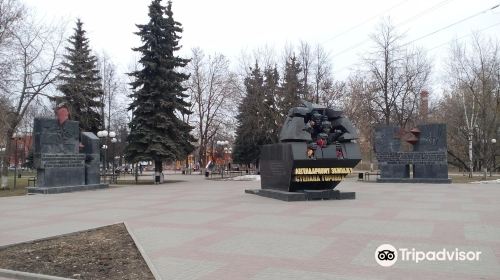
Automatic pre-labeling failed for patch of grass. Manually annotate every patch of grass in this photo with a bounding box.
[0,175,30,197]
[450,174,500,184]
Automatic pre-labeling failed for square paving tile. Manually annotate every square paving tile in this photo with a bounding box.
[251,268,380,280]
[228,214,322,231]
[205,232,334,260]
[332,218,434,238]
[396,209,480,222]
[0,216,43,231]
[142,211,231,225]
[158,201,224,210]
[13,206,90,218]
[461,204,500,212]
[68,208,153,222]
[464,224,500,242]
[222,203,291,214]
[152,256,224,280]
[4,221,107,242]
[373,200,441,209]
[131,226,216,252]
[301,206,378,217]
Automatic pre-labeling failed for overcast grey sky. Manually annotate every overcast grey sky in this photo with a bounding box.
[24,0,500,89]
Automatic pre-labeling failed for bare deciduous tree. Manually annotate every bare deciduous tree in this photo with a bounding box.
[98,52,121,131]
[0,0,24,104]
[187,48,236,167]
[0,14,64,188]
[312,44,338,105]
[443,35,500,175]
[364,19,431,127]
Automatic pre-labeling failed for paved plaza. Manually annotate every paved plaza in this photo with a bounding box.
[1,175,500,279]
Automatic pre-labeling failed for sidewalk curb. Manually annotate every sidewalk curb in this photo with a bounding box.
[0,223,113,251]
[0,268,73,280]
[124,222,162,280]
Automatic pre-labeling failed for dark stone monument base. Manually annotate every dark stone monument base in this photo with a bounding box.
[27,184,109,194]
[376,178,451,184]
[245,188,355,202]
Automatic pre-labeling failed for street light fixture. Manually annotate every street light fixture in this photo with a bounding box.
[97,130,115,177]
[111,137,117,183]
[97,130,109,138]
[216,140,229,146]
[491,138,497,176]
[215,141,229,174]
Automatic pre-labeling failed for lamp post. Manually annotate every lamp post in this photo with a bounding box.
[216,140,229,177]
[97,130,116,175]
[223,147,229,169]
[111,137,117,183]
[222,146,232,172]
[97,130,107,174]
[0,147,5,189]
[491,138,496,177]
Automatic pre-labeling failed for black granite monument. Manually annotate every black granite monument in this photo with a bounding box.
[374,124,451,183]
[246,101,362,201]
[27,104,108,194]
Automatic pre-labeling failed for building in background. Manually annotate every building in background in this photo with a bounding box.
[8,134,33,167]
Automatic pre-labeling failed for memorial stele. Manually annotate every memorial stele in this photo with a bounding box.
[27,103,108,194]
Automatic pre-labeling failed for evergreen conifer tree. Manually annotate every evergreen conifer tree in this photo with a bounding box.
[232,63,265,166]
[125,0,194,177]
[262,66,280,143]
[278,55,303,119]
[56,19,103,133]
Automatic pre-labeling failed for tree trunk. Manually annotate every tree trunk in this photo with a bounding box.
[468,131,473,178]
[198,144,206,167]
[154,160,162,184]
[1,129,14,189]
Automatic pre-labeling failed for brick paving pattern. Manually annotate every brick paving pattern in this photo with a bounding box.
[1,175,499,279]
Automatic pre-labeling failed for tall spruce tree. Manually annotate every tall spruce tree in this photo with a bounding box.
[262,66,280,143]
[233,63,265,166]
[125,0,194,176]
[56,19,103,133]
[278,55,303,119]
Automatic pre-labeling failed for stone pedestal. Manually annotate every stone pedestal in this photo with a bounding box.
[81,132,100,185]
[259,142,361,192]
[245,189,356,202]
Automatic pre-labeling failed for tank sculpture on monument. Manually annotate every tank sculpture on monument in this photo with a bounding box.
[27,103,108,194]
[246,101,361,201]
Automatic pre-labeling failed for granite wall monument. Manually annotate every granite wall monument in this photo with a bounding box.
[246,101,361,201]
[374,124,451,183]
[27,104,108,194]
